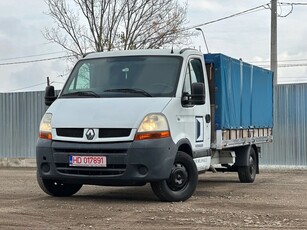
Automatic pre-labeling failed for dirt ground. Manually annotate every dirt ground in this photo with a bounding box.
[0,168,307,230]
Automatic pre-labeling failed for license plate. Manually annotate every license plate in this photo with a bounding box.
[69,155,107,167]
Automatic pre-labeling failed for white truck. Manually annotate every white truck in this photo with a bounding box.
[36,49,273,202]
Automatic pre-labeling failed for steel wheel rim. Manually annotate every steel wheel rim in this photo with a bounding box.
[167,163,189,191]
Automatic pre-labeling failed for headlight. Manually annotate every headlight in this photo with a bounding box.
[39,113,52,140]
[134,114,170,141]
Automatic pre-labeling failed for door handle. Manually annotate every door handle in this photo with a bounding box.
[205,114,211,123]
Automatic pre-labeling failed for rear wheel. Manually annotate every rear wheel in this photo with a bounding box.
[237,147,257,183]
[151,151,198,202]
[37,172,82,197]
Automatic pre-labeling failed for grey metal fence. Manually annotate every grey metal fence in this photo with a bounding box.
[260,83,307,166]
[0,91,46,158]
[0,84,307,166]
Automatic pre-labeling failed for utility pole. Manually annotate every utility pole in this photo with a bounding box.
[271,0,278,85]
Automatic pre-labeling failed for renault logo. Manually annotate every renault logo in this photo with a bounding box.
[86,129,95,140]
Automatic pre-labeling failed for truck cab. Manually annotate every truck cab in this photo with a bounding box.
[37,49,273,201]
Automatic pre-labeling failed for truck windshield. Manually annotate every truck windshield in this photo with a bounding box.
[61,56,182,98]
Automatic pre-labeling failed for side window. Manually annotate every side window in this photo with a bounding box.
[183,64,192,94]
[183,58,205,94]
[69,63,91,90]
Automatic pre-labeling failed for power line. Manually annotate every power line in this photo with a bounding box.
[8,80,67,92]
[251,58,307,63]
[5,71,70,92]
[0,55,73,66]
[185,3,271,30]
[0,51,67,61]
[279,2,307,6]
[258,63,307,68]
[9,82,49,92]
[276,1,307,17]
[251,59,307,67]
[277,63,307,68]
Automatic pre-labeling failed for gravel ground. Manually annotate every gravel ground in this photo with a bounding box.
[0,168,307,229]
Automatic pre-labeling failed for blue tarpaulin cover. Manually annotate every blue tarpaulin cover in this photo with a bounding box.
[204,53,273,130]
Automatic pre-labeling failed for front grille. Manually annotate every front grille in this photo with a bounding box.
[56,128,132,138]
[99,128,131,138]
[56,163,126,176]
[56,128,83,138]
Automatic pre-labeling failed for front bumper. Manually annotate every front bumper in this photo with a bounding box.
[36,138,177,186]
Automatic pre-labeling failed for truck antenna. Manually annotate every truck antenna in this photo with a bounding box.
[195,28,210,53]
[47,77,50,86]
[171,45,174,54]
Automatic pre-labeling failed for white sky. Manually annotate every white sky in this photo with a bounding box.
[0,0,307,92]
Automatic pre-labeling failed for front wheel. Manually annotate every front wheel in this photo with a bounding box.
[237,147,257,183]
[151,151,198,202]
[37,172,82,197]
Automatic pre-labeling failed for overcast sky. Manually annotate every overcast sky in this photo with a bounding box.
[0,0,307,92]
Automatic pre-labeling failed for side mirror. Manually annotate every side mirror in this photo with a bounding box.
[191,82,205,105]
[45,85,57,106]
[181,83,206,106]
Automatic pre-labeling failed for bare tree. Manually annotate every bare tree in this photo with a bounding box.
[121,0,189,50]
[44,0,190,57]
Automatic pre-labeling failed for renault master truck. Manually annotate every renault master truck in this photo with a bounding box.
[36,48,273,202]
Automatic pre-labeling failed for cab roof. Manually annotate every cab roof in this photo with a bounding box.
[83,48,202,59]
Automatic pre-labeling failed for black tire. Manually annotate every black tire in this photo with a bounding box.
[237,147,257,183]
[150,151,198,202]
[37,172,82,197]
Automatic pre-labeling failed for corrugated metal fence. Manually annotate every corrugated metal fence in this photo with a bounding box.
[0,85,307,166]
[260,83,307,166]
[0,91,46,158]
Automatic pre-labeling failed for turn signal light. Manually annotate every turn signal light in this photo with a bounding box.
[134,131,170,141]
[39,132,52,140]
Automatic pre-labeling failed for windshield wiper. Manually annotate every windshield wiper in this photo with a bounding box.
[61,90,100,98]
[104,88,152,97]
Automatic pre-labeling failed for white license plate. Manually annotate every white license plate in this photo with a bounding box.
[69,155,107,167]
